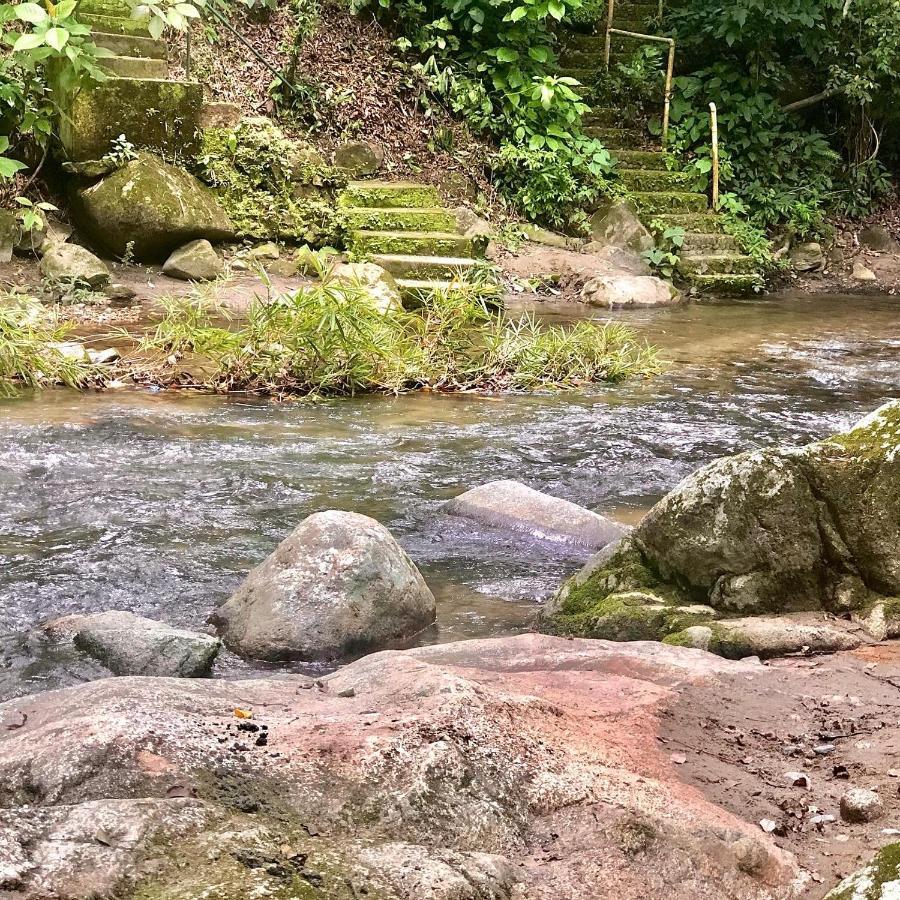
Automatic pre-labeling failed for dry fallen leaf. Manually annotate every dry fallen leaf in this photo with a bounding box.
[233,707,253,719]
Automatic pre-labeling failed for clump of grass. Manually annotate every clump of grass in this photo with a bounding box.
[0,299,99,396]
[141,276,660,397]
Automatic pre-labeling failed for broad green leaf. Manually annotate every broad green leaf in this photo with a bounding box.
[166,9,186,29]
[528,46,549,62]
[15,3,48,24]
[45,27,70,51]
[495,47,518,62]
[0,157,28,179]
[507,6,527,21]
[148,14,165,37]
[13,32,46,51]
[56,0,78,17]
[548,0,565,19]
[0,137,8,153]
[175,3,201,16]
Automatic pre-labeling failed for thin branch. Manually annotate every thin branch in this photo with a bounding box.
[782,86,845,113]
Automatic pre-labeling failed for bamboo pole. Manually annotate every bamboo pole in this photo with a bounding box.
[662,39,675,147]
[604,0,615,69]
[709,102,719,210]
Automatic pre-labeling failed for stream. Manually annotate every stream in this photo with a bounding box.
[1,292,899,694]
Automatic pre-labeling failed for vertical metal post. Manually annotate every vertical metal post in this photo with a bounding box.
[604,0,615,69]
[661,38,675,146]
[709,101,719,209]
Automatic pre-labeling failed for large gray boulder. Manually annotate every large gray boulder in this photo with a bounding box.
[589,200,654,254]
[543,401,900,649]
[39,243,110,288]
[73,153,235,261]
[581,274,679,308]
[40,610,221,677]
[445,479,625,550]
[210,510,436,661]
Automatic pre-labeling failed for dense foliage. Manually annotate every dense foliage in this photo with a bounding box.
[143,279,659,396]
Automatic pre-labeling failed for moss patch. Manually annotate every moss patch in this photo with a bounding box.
[196,119,347,246]
[824,841,900,899]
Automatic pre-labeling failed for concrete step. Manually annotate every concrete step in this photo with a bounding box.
[351,230,480,258]
[371,254,478,280]
[560,33,606,52]
[678,253,757,275]
[78,12,151,34]
[685,272,760,296]
[101,55,168,78]
[680,232,741,253]
[617,168,693,191]
[583,106,621,127]
[612,149,673,170]
[611,18,654,33]
[630,191,708,215]
[583,126,645,148]
[559,48,605,67]
[91,31,166,59]
[614,1,660,18]
[653,213,723,233]
[339,181,441,210]
[341,207,458,233]
[558,67,600,84]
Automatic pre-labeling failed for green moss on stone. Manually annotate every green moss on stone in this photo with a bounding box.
[823,842,900,899]
[339,182,442,210]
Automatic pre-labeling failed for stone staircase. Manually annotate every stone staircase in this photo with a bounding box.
[557,1,761,294]
[59,0,201,163]
[339,181,485,302]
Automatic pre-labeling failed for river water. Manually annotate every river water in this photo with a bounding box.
[1,293,898,691]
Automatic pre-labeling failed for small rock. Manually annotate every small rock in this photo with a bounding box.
[759,819,778,834]
[809,814,835,826]
[199,101,243,129]
[858,224,898,253]
[785,772,809,788]
[333,141,384,176]
[15,223,46,257]
[49,341,90,362]
[790,241,825,272]
[163,239,223,282]
[40,243,110,288]
[813,743,836,755]
[840,788,884,823]
[88,347,121,365]
[851,259,877,282]
[582,243,652,276]
[104,283,138,306]
[247,242,280,260]
[266,258,299,278]
[670,753,687,765]
[521,223,583,250]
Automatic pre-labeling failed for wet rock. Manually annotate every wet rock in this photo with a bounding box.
[333,141,384,176]
[162,239,224,281]
[210,510,436,661]
[824,843,900,898]
[581,274,679,308]
[790,241,825,272]
[852,258,878,282]
[49,341,90,362]
[331,262,402,313]
[445,479,625,550]
[73,152,235,260]
[39,243,110,288]
[839,787,884,823]
[542,400,900,651]
[0,634,799,899]
[40,610,221,677]
[87,347,121,365]
[858,224,899,253]
[589,200,654,254]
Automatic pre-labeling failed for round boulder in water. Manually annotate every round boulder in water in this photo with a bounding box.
[210,510,436,662]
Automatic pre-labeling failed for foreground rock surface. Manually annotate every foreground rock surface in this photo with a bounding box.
[543,400,900,653]
[73,153,235,260]
[39,610,221,677]
[210,510,436,661]
[824,843,900,898]
[0,634,809,899]
[445,479,626,549]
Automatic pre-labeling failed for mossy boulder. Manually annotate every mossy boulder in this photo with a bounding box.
[73,153,235,260]
[542,401,900,645]
[824,843,900,899]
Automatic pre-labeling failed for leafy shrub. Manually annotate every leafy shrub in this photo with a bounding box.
[143,278,659,397]
[196,119,346,245]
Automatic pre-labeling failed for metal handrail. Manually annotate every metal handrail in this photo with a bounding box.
[709,101,719,209]
[605,29,676,147]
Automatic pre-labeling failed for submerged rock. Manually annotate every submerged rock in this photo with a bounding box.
[0,634,799,899]
[39,243,110,288]
[210,510,436,661]
[40,610,221,677]
[73,152,235,260]
[162,239,224,281]
[444,479,625,550]
[542,400,900,655]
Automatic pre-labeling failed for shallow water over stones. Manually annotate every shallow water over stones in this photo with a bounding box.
[1,293,898,692]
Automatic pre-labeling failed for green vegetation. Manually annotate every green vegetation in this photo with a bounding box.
[142,277,659,397]
[0,299,98,394]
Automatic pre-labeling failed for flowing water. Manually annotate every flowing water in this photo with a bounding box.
[1,293,899,694]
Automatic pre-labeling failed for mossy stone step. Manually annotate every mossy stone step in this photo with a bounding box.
[611,19,655,33]
[583,107,621,127]
[617,168,693,191]
[351,230,479,258]
[339,181,442,210]
[685,272,760,295]
[584,126,644,148]
[91,31,167,59]
[558,67,600,83]
[102,56,168,79]
[613,1,660,18]
[341,207,457,233]
[653,213,723,233]
[560,33,606,51]
[78,12,151,34]
[680,232,741,253]
[612,149,674,170]
[371,254,478,280]
[630,191,708,214]
[678,253,757,275]
[558,47,605,67]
